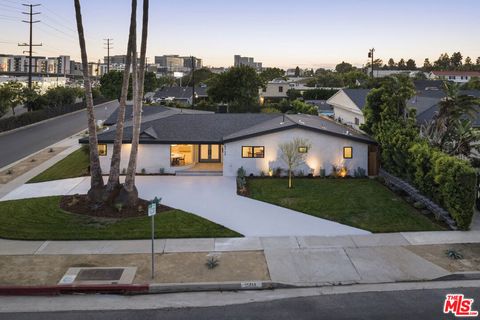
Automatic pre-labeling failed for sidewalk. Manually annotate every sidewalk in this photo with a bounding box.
[1,231,479,290]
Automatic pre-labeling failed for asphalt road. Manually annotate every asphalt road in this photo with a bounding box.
[2,287,479,320]
[0,101,118,168]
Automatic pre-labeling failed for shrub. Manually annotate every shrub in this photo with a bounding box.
[353,167,366,178]
[432,154,476,230]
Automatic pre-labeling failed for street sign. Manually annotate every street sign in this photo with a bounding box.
[148,203,156,216]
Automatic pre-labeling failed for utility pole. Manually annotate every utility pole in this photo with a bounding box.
[191,56,195,107]
[18,3,42,89]
[368,48,375,78]
[104,38,113,73]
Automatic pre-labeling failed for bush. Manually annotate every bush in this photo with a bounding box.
[432,154,476,230]
[353,167,367,178]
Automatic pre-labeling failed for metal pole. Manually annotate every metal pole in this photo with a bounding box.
[191,56,195,107]
[151,214,155,279]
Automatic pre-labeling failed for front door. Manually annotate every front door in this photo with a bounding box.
[199,144,221,163]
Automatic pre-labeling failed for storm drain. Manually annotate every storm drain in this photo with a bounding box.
[58,267,137,285]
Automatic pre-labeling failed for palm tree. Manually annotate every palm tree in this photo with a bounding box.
[73,0,104,201]
[106,0,137,194]
[119,0,149,206]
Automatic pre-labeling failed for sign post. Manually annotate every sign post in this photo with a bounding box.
[148,201,157,279]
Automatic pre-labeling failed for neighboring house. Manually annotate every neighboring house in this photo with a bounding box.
[367,68,420,78]
[81,113,378,177]
[428,71,480,83]
[327,89,370,129]
[259,79,322,102]
[153,86,208,105]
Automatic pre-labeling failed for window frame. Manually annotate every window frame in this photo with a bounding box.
[298,146,308,153]
[242,146,265,158]
[98,144,107,156]
[343,146,353,159]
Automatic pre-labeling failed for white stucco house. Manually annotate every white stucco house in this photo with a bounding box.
[327,89,370,129]
[82,112,379,177]
[428,71,480,84]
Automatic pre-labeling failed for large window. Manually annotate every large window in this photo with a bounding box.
[242,146,264,158]
[98,144,107,156]
[343,146,353,159]
[171,144,194,166]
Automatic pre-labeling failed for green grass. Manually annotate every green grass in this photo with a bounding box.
[28,148,90,183]
[248,178,445,233]
[0,196,241,240]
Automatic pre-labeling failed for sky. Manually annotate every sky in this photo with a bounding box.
[0,0,479,69]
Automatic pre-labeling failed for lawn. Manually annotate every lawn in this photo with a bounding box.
[247,178,445,233]
[28,148,89,183]
[0,196,241,240]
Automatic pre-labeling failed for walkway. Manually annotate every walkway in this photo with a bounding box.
[0,176,369,237]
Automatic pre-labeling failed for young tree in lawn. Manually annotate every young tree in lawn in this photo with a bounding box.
[106,0,136,194]
[279,138,311,189]
[74,0,104,201]
[120,0,149,206]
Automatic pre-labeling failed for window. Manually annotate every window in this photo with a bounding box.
[278,86,283,93]
[98,144,107,156]
[242,146,264,158]
[343,147,352,159]
[354,117,360,125]
[262,87,266,92]
[298,146,308,153]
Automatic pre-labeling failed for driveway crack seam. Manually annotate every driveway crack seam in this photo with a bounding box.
[343,247,362,281]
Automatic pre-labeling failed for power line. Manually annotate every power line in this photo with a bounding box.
[18,3,42,89]
[104,38,113,73]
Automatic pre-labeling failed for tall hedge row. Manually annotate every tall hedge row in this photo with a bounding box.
[406,141,476,230]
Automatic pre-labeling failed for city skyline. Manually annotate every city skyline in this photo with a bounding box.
[0,0,479,69]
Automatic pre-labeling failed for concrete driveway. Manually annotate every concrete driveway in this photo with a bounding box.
[1,176,369,237]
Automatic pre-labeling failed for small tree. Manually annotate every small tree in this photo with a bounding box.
[279,138,311,189]
[0,81,24,116]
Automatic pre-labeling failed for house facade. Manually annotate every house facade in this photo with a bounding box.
[84,113,378,177]
[327,89,370,129]
[428,71,480,83]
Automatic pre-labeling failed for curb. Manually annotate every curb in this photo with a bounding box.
[0,281,292,296]
[0,100,116,137]
[0,284,149,296]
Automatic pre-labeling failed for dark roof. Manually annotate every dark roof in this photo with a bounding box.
[104,105,170,126]
[85,113,376,145]
[153,86,208,100]
[413,80,444,91]
[342,89,371,110]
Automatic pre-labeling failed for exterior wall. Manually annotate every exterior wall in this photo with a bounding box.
[223,128,369,177]
[327,90,364,129]
[99,144,201,174]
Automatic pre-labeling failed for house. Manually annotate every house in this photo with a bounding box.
[327,89,370,129]
[81,113,378,177]
[328,87,480,130]
[153,86,208,105]
[428,71,480,83]
[259,79,322,103]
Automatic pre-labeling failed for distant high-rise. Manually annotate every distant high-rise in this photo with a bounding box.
[234,55,262,71]
[154,55,202,74]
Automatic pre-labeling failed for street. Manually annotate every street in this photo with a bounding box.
[0,101,118,168]
[1,287,478,320]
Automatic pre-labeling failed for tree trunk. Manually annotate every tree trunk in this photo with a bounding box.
[73,0,104,201]
[120,0,149,206]
[288,168,292,189]
[105,0,137,194]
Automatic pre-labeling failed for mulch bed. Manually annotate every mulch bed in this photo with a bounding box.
[60,194,173,218]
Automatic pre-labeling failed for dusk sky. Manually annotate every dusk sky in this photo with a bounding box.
[0,0,478,69]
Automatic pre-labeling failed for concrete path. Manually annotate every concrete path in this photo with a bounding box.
[0,176,370,237]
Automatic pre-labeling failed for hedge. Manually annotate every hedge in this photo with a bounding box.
[407,142,476,230]
[0,97,109,133]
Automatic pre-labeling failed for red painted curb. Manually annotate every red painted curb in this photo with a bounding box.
[0,284,149,296]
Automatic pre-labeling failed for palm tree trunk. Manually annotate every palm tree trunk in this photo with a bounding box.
[73,0,104,201]
[121,0,149,206]
[105,0,137,194]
